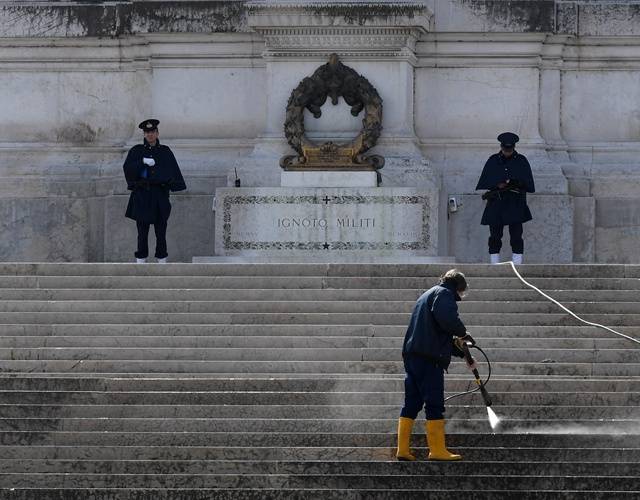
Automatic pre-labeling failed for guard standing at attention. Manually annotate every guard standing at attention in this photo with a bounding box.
[476,132,535,265]
[123,119,186,263]
[396,269,476,461]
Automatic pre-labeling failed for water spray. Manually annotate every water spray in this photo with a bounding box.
[442,261,640,433]
[445,338,501,430]
[460,339,502,431]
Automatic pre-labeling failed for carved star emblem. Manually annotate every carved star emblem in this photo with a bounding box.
[322,242,330,250]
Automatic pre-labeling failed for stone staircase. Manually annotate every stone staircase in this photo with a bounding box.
[0,263,638,499]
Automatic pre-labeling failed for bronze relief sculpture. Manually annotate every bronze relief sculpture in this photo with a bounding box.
[280,54,385,172]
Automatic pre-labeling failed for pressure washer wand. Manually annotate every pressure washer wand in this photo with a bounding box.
[460,341,493,407]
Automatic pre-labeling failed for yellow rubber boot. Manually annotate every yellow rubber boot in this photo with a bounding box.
[395,417,416,461]
[425,419,462,461]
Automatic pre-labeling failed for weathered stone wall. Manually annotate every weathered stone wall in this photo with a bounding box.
[0,0,639,262]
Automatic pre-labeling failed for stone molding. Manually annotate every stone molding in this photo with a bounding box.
[563,36,640,70]
[3,29,640,70]
[0,33,264,71]
[417,33,640,70]
[247,0,431,59]
[256,26,422,60]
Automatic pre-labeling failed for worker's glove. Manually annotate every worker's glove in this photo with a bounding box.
[466,356,478,372]
[143,157,155,167]
[461,333,476,346]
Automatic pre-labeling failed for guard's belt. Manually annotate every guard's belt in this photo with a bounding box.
[481,187,523,201]
[134,180,169,189]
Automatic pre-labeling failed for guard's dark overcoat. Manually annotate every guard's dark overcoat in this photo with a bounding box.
[123,139,186,224]
[402,282,467,370]
[475,151,535,226]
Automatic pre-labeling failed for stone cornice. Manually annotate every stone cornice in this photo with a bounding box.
[0,33,265,70]
[414,32,640,70]
[247,0,430,59]
[257,26,422,61]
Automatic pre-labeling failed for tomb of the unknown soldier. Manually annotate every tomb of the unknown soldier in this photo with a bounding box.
[0,1,639,498]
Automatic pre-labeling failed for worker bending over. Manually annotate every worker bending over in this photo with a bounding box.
[396,269,476,461]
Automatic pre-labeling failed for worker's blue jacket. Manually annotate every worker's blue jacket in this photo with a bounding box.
[402,281,467,369]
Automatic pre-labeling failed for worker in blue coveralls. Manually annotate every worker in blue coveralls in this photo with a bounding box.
[396,269,476,461]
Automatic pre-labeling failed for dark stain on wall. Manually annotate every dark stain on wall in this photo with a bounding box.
[459,0,555,32]
[578,3,640,36]
[1,1,638,37]
[56,123,98,144]
[556,1,578,35]
[129,2,247,34]
[305,5,420,26]
[0,1,247,37]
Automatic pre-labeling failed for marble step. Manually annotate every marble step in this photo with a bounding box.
[1,389,638,406]
[1,445,639,462]
[2,417,639,434]
[0,336,633,350]
[1,376,639,393]
[1,472,638,490]
[0,263,637,278]
[0,265,635,497]
[0,300,415,314]
[0,287,638,302]
[7,430,640,448]
[2,404,638,419]
[0,360,638,376]
[0,346,635,363]
[1,299,640,315]
[6,416,635,436]
[1,459,637,476]
[1,311,638,326]
[0,324,635,339]
[2,488,637,500]
[365,347,640,363]
[1,275,639,290]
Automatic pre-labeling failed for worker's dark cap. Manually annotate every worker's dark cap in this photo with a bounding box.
[138,119,160,131]
[497,132,519,148]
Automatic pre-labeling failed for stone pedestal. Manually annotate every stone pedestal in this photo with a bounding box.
[212,186,438,261]
[446,194,573,263]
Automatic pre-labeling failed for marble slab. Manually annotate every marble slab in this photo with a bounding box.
[213,187,438,258]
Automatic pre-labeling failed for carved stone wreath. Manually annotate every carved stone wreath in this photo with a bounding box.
[280,54,384,171]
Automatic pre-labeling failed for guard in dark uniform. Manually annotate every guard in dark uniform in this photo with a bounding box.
[396,269,476,461]
[123,119,186,263]
[475,132,535,265]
